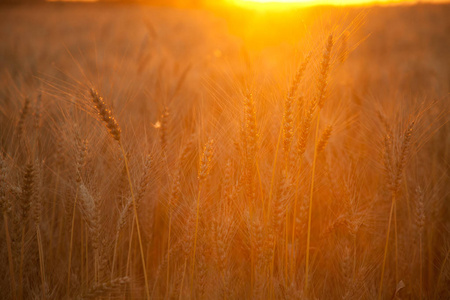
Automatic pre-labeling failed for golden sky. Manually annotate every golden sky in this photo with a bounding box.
[235,0,449,5]
[45,0,450,6]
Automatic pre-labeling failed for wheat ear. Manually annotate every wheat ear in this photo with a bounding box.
[19,160,36,299]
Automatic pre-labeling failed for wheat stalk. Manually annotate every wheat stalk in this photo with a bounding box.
[191,139,215,296]
[67,133,88,296]
[305,34,334,294]
[17,97,30,140]
[378,120,414,300]
[90,88,150,299]
[1,156,16,299]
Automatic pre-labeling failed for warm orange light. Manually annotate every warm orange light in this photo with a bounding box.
[242,0,321,2]
[234,0,443,7]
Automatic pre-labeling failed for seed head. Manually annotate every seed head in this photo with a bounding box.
[90,88,121,142]
[317,34,334,109]
[198,139,215,183]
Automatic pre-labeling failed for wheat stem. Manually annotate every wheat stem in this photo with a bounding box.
[165,212,172,300]
[290,158,304,279]
[111,231,120,279]
[3,213,16,300]
[419,236,423,300]
[394,201,398,284]
[48,167,60,259]
[67,189,79,296]
[19,225,26,300]
[36,225,46,300]
[434,249,450,300]
[80,222,85,286]
[125,219,135,277]
[268,126,283,217]
[119,143,150,300]
[179,257,188,300]
[190,184,203,297]
[378,193,396,300]
[305,110,321,294]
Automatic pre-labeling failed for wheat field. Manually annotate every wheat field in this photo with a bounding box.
[0,1,449,299]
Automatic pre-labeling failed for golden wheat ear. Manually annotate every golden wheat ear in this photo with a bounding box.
[17,97,30,139]
[90,88,121,142]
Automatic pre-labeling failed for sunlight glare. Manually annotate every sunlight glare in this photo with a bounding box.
[235,0,422,7]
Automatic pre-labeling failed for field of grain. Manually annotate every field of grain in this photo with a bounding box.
[0,2,449,299]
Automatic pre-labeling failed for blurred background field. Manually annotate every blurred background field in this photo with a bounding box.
[1,2,448,99]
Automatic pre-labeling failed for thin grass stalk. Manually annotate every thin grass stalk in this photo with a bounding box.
[415,189,425,300]
[95,249,99,285]
[36,225,46,300]
[268,126,283,216]
[190,184,203,296]
[48,166,60,259]
[256,161,265,208]
[81,222,84,286]
[3,213,16,300]
[269,239,276,300]
[427,226,433,291]
[403,173,412,224]
[179,257,188,300]
[284,211,289,283]
[352,234,357,282]
[165,211,172,300]
[250,224,255,298]
[111,231,120,278]
[419,235,423,300]
[394,201,398,284]
[165,168,181,300]
[85,225,89,287]
[270,171,292,296]
[378,193,396,300]
[433,249,449,300]
[304,110,321,294]
[67,189,79,296]
[55,210,65,263]
[19,224,26,300]
[190,139,214,296]
[120,142,151,300]
[125,220,135,277]
[291,103,315,267]
[290,157,304,279]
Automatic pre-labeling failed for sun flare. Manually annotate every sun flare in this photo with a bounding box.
[236,0,423,7]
